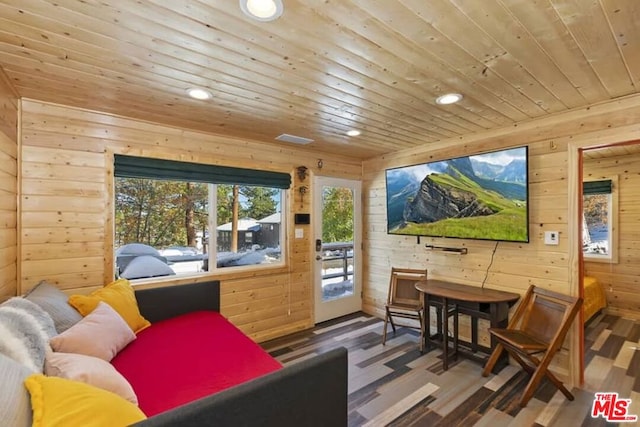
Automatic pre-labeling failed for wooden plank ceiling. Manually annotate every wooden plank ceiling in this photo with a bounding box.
[0,0,638,159]
[583,141,640,159]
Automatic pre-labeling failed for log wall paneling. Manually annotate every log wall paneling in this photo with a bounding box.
[0,67,17,301]
[362,94,640,388]
[583,148,640,318]
[14,93,640,353]
[19,99,361,341]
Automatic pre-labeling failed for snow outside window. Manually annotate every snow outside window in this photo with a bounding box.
[582,178,617,263]
[115,178,284,279]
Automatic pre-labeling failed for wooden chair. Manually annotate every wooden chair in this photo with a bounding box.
[482,285,583,407]
[382,267,427,346]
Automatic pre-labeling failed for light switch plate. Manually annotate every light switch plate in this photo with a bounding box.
[544,231,559,245]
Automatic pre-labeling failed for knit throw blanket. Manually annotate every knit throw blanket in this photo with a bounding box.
[0,298,56,372]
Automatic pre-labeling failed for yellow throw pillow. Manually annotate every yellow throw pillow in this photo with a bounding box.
[24,374,146,427]
[69,279,151,333]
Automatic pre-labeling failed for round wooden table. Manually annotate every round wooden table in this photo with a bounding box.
[415,279,520,371]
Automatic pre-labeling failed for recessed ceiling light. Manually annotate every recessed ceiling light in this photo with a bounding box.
[187,88,212,100]
[435,93,463,105]
[240,0,283,22]
[346,130,361,137]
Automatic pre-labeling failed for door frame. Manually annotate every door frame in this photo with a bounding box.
[569,137,640,387]
[312,176,362,323]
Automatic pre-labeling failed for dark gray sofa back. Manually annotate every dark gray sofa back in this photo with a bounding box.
[135,280,220,322]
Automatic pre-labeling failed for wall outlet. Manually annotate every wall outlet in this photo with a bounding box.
[544,231,559,245]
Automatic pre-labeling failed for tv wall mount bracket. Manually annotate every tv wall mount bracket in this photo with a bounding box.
[424,243,468,254]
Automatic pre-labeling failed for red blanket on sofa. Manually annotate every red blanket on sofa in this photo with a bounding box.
[111,311,282,416]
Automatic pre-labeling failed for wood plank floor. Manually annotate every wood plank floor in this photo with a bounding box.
[261,311,640,427]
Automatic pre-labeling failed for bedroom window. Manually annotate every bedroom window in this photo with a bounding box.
[113,155,290,280]
[582,178,617,263]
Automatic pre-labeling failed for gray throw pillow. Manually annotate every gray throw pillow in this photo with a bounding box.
[24,281,83,333]
[0,353,32,427]
[0,297,56,372]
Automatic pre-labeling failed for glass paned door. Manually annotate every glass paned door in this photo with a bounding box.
[313,177,362,323]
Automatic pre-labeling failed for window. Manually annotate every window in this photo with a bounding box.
[113,155,290,279]
[582,178,617,262]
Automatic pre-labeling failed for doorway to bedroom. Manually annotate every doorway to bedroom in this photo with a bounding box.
[579,141,640,392]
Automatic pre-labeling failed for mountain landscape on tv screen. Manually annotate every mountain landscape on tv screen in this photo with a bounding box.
[386,148,528,242]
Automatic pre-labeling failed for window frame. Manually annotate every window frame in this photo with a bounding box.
[582,175,618,264]
[110,154,290,282]
[208,183,287,273]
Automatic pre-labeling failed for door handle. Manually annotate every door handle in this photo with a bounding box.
[315,255,322,261]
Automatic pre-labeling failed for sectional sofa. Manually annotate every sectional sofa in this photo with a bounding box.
[0,279,348,426]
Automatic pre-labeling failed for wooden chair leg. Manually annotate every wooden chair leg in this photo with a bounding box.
[523,352,573,399]
[510,351,536,376]
[388,311,397,334]
[493,348,541,407]
[482,343,504,377]
[491,346,574,407]
[520,351,570,407]
[519,353,574,405]
[543,368,574,400]
[382,310,389,345]
[519,365,548,407]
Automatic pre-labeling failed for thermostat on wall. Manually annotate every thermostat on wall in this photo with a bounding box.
[544,231,559,245]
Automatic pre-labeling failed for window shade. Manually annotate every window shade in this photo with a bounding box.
[114,155,291,189]
[583,179,612,195]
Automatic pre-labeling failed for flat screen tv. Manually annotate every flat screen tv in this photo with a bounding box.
[385,146,529,243]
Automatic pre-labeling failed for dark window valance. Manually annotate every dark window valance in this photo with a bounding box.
[583,179,612,195]
[114,155,291,189]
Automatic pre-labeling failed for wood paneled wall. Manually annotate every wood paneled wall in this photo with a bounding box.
[19,99,362,341]
[584,149,640,318]
[363,140,570,352]
[0,69,18,301]
[362,94,640,382]
[14,90,640,354]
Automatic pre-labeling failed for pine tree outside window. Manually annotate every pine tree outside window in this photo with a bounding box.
[113,155,289,279]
